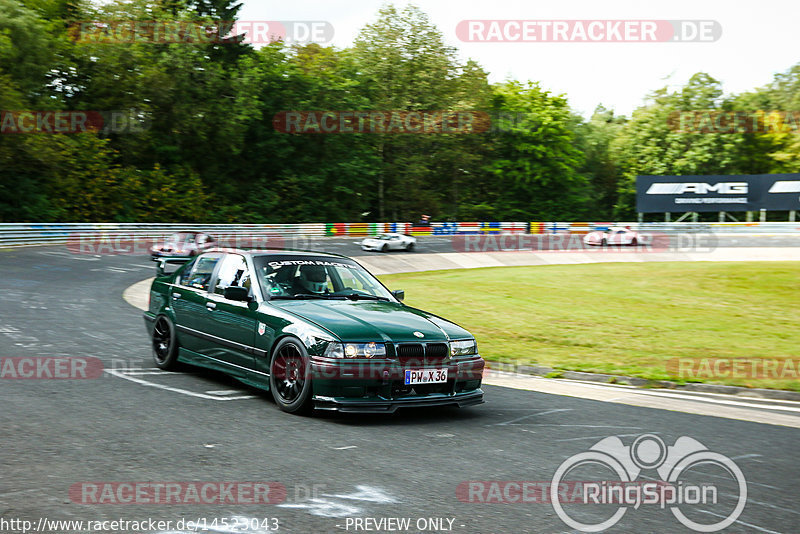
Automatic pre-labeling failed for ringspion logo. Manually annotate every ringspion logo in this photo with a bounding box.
[550,434,746,532]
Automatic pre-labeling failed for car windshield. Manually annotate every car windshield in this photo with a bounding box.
[376,234,393,240]
[168,232,190,243]
[253,255,395,301]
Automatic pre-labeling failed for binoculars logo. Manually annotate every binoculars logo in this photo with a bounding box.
[551,434,747,532]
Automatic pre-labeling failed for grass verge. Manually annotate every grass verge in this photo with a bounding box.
[380,261,800,391]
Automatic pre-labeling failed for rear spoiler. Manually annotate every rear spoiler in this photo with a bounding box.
[153,256,192,276]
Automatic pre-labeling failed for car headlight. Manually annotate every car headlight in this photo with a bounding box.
[324,342,387,359]
[450,339,477,357]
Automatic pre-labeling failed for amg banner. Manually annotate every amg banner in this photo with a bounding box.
[636,174,800,212]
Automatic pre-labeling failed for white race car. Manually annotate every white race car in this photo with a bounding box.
[360,233,416,252]
[584,226,643,246]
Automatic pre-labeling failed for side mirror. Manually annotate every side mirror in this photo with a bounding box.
[391,289,405,302]
[224,286,251,302]
[154,257,190,276]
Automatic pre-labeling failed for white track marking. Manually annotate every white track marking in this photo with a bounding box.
[493,408,573,426]
[321,486,398,504]
[525,424,643,429]
[697,510,782,534]
[278,486,397,518]
[486,371,800,428]
[555,432,648,442]
[599,387,800,413]
[112,370,176,376]
[278,498,361,517]
[334,445,358,450]
[105,369,257,401]
[730,453,764,462]
[640,471,779,492]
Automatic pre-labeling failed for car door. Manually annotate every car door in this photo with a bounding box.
[198,253,259,376]
[171,253,222,354]
[608,229,627,245]
[389,234,402,250]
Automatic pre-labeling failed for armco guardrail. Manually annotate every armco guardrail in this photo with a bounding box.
[0,223,329,247]
[1,221,799,247]
[0,222,528,247]
[533,221,800,234]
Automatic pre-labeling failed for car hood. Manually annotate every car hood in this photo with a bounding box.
[269,300,472,343]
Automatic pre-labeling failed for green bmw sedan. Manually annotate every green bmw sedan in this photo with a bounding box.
[143,249,485,414]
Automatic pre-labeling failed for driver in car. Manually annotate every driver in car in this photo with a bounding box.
[291,264,329,295]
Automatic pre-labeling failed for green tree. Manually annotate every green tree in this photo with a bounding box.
[353,4,491,221]
[612,74,750,218]
[483,81,588,220]
[573,105,626,219]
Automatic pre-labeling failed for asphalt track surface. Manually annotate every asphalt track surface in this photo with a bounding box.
[279,234,800,256]
[1,239,799,534]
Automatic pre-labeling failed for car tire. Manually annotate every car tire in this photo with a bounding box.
[381,244,388,253]
[269,337,312,414]
[151,315,180,370]
[405,242,414,251]
[601,238,607,246]
[630,237,638,246]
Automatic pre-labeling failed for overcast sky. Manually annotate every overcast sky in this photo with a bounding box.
[237,0,799,117]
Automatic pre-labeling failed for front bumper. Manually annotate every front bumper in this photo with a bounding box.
[308,356,485,413]
[313,389,484,413]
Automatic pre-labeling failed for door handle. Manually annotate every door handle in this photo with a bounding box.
[206,302,217,310]
[172,292,181,299]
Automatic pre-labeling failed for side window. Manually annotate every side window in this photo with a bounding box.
[177,258,197,285]
[214,255,251,296]
[183,256,220,291]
